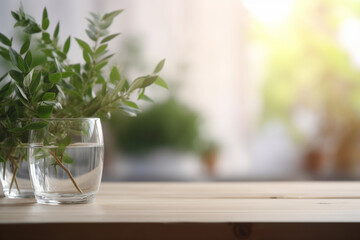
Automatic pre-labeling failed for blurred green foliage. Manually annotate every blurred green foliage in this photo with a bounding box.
[110,98,202,155]
[255,0,360,140]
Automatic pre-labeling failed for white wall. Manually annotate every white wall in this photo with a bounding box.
[0,0,255,178]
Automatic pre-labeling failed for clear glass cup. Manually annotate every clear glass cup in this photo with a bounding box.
[0,119,34,198]
[0,146,34,198]
[28,118,104,204]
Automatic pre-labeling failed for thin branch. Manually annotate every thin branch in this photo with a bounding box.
[9,152,22,193]
[48,150,83,194]
[2,149,20,193]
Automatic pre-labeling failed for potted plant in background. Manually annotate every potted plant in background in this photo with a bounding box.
[0,6,166,204]
[109,98,218,180]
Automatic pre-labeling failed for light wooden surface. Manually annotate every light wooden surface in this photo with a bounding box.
[2,182,360,223]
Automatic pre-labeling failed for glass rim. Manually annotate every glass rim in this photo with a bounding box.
[0,117,101,121]
[32,118,101,121]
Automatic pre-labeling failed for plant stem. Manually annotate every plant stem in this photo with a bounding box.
[2,149,20,193]
[9,152,22,193]
[2,161,6,179]
[9,164,19,194]
[48,150,83,194]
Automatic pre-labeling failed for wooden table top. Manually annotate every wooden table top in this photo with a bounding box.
[2,182,360,223]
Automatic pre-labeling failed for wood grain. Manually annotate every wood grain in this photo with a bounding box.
[1,182,360,223]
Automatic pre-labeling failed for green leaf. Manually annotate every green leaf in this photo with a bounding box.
[99,29,109,37]
[17,55,26,72]
[95,50,108,59]
[11,11,20,21]
[127,77,145,93]
[38,105,53,118]
[55,50,66,59]
[61,72,74,78]
[30,71,41,94]
[75,38,92,54]
[49,73,62,84]
[68,89,82,100]
[100,33,120,43]
[118,105,140,116]
[95,44,107,55]
[90,12,100,21]
[83,50,91,64]
[123,100,139,109]
[99,21,111,30]
[20,38,31,54]
[94,61,107,71]
[56,84,65,99]
[71,77,82,90]
[102,10,123,21]
[137,88,145,100]
[99,19,113,29]
[9,48,19,67]
[62,153,74,164]
[15,83,28,100]
[59,135,71,148]
[53,22,60,38]
[25,51,32,67]
[25,121,48,130]
[139,94,154,102]
[0,82,13,98]
[8,127,26,133]
[99,54,114,62]
[42,32,51,43]
[96,75,105,84]
[86,29,97,41]
[18,6,25,18]
[63,36,71,54]
[127,75,158,93]
[137,89,154,102]
[0,47,10,61]
[9,70,23,83]
[88,23,98,33]
[24,69,33,88]
[42,18,49,30]
[42,7,48,19]
[0,72,8,82]
[72,63,81,73]
[42,49,53,58]
[101,82,107,96]
[153,59,165,74]
[9,48,26,72]
[42,8,49,30]
[143,76,159,87]
[24,23,42,34]
[55,58,62,72]
[154,77,168,89]
[42,92,56,101]
[14,19,29,28]
[121,79,129,91]
[112,77,124,95]
[110,67,121,83]
[0,33,12,46]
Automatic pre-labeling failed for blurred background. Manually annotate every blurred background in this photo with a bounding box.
[2,0,360,181]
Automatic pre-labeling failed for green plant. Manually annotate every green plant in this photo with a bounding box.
[0,6,166,193]
[111,98,201,155]
[0,6,61,193]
